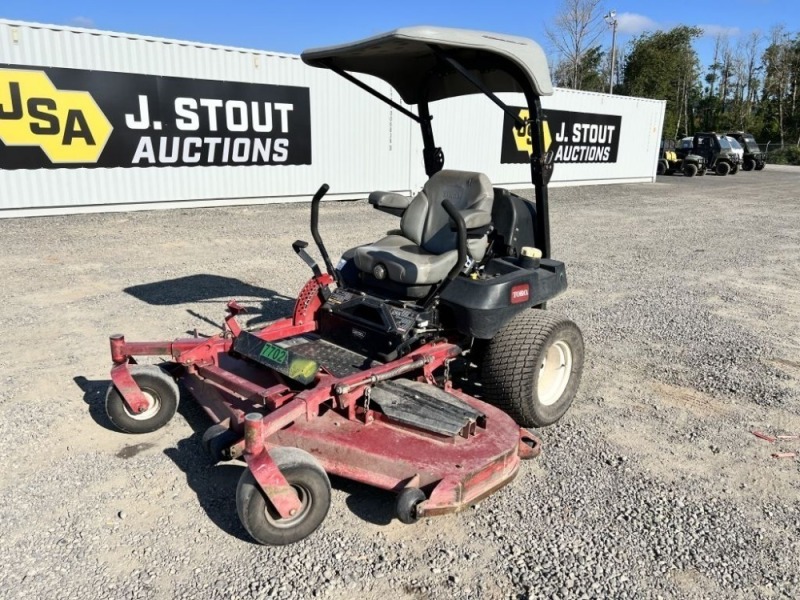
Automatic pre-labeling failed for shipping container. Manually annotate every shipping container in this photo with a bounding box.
[0,19,665,218]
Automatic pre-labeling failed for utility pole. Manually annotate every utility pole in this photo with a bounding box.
[604,10,618,94]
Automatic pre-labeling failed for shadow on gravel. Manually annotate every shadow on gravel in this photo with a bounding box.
[163,438,252,543]
[74,375,117,431]
[333,476,397,526]
[123,274,295,328]
[163,399,254,543]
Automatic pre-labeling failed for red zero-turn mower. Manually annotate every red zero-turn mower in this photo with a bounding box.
[104,27,584,545]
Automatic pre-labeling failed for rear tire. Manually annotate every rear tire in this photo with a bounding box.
[481,310,584,428]
[755,163,765,171]
[236,447,330,546]
[656,161,667,175]
[716,161,731,176]
[683,163,698,177]
[743,158,756,171]
[105,365,179,434]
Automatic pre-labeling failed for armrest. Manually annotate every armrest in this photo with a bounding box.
[368,191,412,217]
[459,209,492,229]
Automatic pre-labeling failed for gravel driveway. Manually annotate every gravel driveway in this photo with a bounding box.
[1,166,799,600]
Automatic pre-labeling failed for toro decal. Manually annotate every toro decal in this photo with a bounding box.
[510,284,530,304]
[501,107,621,164]
[0,64,311,170]
[0,69,112,163]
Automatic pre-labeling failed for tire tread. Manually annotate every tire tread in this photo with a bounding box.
[481,311,583,427]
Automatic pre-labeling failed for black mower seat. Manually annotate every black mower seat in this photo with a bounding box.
[354,170,494,285]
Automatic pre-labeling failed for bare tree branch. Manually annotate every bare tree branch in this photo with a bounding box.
[544,0,607,89]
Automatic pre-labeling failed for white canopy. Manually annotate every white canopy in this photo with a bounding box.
[301,26,553,104]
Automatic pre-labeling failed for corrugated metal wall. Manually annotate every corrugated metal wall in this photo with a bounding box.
[429,91,665,190]
[0,19,665,218]
[0,20,413,215]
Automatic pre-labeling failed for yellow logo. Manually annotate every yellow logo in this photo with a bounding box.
[0,69,112,163]
[289,357,319,382]
[512,108,552,156]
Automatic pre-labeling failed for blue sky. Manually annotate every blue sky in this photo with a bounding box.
[1,0,793,72]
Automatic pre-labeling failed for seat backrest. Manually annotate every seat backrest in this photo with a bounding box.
[400,170,494,255]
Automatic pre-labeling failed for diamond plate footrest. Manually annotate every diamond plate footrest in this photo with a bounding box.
[232,331,319,385]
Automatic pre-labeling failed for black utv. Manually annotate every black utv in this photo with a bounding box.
[725,132,766,171]
[658,139,706,177]
[678,132,741,176]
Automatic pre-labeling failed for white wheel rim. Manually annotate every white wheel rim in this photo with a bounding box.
[124,390,161,420]
[538,340,573,406]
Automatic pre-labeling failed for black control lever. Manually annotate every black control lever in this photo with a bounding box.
[442,199,468,282]
[421,199,467,309]
[310,183,342,286]
[292,240,323,278]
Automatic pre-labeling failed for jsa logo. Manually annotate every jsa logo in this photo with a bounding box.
[512,108,553,156]
[0,69,112,163]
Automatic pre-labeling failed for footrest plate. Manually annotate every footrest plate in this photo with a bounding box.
[371,380,486,438]
[232,331,319,385]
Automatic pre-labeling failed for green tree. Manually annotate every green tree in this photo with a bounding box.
[760,27,800,146]
[553,45,607,92]
[619,26,703,138]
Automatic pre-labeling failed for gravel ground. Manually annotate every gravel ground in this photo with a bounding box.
[1,166,799,600]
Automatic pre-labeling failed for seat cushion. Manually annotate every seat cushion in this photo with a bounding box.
[401,170,494,255]
[354,235,459,285]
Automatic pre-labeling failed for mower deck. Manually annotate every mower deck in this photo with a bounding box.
[268,390,532,517]
[195,333,537,510]
[111,305,540,523]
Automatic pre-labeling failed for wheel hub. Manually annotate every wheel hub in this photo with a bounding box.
[264,484,311,528]
[124,389,161,420]
[538,340,572,406]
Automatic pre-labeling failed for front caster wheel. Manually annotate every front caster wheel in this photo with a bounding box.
[202,424,240,463]
[236,447,331,546]
[396,487,426,524]
[481,310,584,428]
[105,365,179,434]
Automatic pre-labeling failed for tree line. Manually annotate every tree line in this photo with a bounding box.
[545,0,800,162]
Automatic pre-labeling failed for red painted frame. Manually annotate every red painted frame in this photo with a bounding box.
[109,272,540,520]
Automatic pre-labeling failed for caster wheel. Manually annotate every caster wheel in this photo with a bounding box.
[236,447,331,545]
[105,365,179,434]
[396,487,426,524]
[202,424,240,463]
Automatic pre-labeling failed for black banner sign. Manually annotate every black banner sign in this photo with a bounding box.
[0,64,311,169]
[501,106,622,164]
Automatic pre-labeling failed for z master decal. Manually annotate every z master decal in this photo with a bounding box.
[0,64,312,169]
[501,107,621,164]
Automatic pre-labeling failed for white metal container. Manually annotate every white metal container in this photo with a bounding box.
[0,19,665,218]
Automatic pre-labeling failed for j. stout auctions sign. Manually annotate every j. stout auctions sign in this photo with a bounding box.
[0,65,311,169]
[501,107,621,164]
